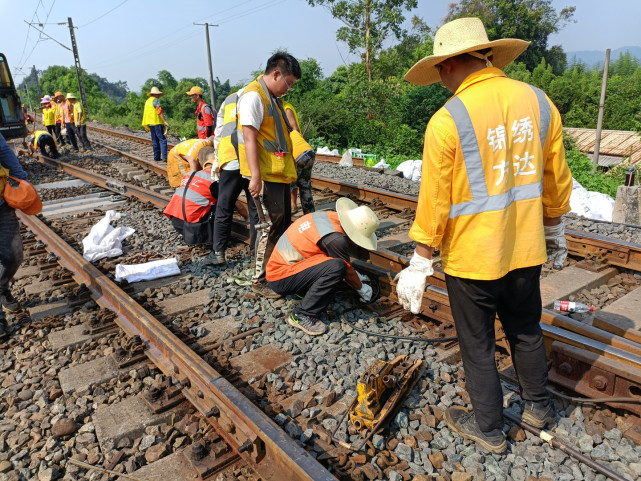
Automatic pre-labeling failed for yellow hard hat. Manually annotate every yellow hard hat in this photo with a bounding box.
[186,86,204,96]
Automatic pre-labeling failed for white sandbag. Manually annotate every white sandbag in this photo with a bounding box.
[82,210,135,262]
[395,159,423,182]
[570,178,615,222]
[338,151,353,167]
[115,257,180,283]
[316,146,340,156]
[373,159,391,169]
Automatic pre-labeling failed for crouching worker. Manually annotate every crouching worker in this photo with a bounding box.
[266,198,379,336]
[163,148,217,245]
[28,130,60,159]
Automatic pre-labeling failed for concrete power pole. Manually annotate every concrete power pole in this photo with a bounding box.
[67,17,90,119]
[593,48,611,167]
[193,22,218,108]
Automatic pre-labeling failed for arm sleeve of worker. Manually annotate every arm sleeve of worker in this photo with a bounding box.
[203,105,215,127]
[408,113,457,247]
[541,99,572,218]
[153,98,163,116]
[0,134,28,180]
[237,91,264,130]
[318,232,361,289]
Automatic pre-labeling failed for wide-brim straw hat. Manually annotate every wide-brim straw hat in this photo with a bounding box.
[65,93,77,100]
[185,86,203,96]
[405,17,530,86]
[147,86,164,96]
[336,197,379,251]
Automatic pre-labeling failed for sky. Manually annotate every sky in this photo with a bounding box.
[2,0,640,94]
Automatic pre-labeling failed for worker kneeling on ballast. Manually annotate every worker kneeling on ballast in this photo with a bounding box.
[266,198,378,336]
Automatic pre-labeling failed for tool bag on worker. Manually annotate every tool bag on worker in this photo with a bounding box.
[178,171,214,246]
[3,176,43,215]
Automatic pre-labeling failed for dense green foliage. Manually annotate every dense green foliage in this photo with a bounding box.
[565,148,629,198]
[16,0,641,194]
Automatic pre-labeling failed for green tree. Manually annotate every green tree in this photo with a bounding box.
[306,0,418,82]
[445,0,575,72]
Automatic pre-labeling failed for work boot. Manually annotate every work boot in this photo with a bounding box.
[288,312,327,336]
[521,400,556,428]
[251,282,281,299]
[445,407,507,454]
[0,289,20,312]
[202,251,226,266]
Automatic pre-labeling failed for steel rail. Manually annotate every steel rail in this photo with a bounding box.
[16,212,336,481]
[34,154,170,209]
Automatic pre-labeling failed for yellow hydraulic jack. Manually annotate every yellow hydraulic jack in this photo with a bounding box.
[331,355,424,451]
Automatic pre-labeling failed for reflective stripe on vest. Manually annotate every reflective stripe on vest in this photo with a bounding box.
[444,84,551,219]
[164,170,215,222]
[257,76,288,154]
[217,92,241,165]
[196,102,213,133]
[274,211,338,265]
[175,171,212,208]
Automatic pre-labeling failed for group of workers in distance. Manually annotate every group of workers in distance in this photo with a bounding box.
[0,17,573,455]
[24,91,92,160]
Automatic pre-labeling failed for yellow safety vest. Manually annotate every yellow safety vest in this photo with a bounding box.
[54,102,64,123]
[142,96,163,128]
[73,102,86,125]
[237,77,296,184]
[43,106,56,126]
[34,130,56,149]
[0,166,8,202]
[217,91,241,168]
[166,139,213,188]
[282,101,300,130]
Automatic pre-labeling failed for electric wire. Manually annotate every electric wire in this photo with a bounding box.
[340,273,458,344]
[79,0,130,28]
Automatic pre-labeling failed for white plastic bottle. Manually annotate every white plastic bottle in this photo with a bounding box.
[553,300,594,314]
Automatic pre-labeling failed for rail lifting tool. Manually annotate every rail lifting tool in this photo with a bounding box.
[331,355,424,451]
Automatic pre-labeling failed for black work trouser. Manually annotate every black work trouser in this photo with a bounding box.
[77,125,92,150]
[55,123,65,145]
[65,124,79,150]
[269,259,346,317]
[0,203,23,296]
[213,168,258,253]
[46,125,56,138]
[38,135,59,159]
[445,265,549,432]
[252,180,290,284]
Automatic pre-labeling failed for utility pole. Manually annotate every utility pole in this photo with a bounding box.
[67,17,90,119]
[193,22,218,108]
[32,65,41,98]
[593,48,611,167]
[23,83,33,111]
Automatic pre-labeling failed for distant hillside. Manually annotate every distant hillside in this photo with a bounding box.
[566,46,641,68]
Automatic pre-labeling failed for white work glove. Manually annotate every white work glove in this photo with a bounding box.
[394,252,434,314]
[356,271,370,283]
[544,222,567,269]
[356,283,373,303]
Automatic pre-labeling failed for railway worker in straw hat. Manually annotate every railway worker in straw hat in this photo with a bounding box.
[61,93,80,152]
[395,17,572,453]
[186,86,216,139]
[266,198,378,336]
[142,86,169,162]
[66,93,92,152]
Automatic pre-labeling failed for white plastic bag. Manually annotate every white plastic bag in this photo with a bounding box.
[338,151,353,167]
[396,159,423,182]
[115,257,180,283]
[82,210,135,262]
[570,178,614,222]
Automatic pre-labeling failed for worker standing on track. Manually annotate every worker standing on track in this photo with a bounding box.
[0,132,29,339]
[68,94,92,151]
[61,93,80,152]
[395,17,572,453]
[142,86,169,162]
[39,95,56,138]
[53,92,66,146]
[186,86,215,139]
[283,100,316,215]
[237,51,301,298]
[209,88,259,266]
[266,198,377,335]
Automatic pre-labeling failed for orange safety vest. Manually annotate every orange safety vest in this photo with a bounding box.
[266,211,350,282]
[163,169,216,223]
[62,100,74,123]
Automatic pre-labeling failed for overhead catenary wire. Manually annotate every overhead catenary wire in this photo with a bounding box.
[79,0,129,28]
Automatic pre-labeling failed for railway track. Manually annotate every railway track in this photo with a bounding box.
[4,126,641,480]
